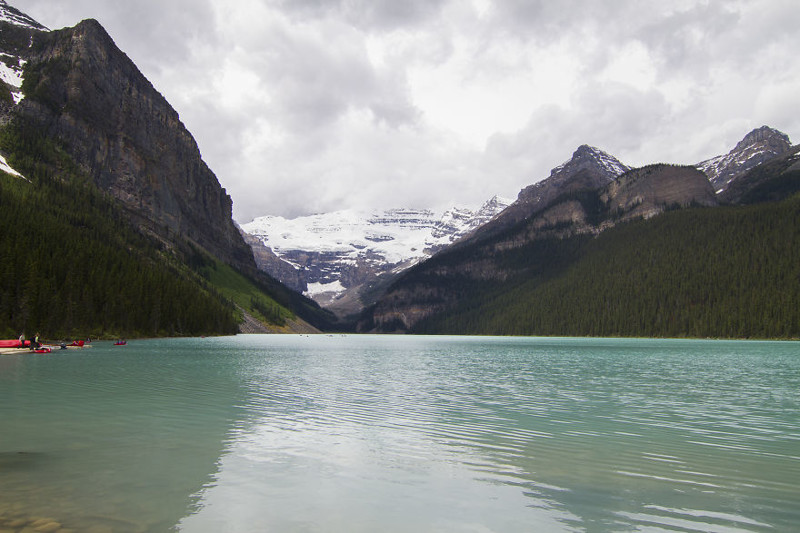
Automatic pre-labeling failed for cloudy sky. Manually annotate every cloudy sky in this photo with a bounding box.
[22,0,800,222]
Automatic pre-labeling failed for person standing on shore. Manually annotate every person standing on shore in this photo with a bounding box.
[18,333,25,348]
[30,332,40,351]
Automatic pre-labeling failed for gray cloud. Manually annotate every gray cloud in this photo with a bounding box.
[18,0,800,222]
[275,0,449,31]
[26,0,214,70]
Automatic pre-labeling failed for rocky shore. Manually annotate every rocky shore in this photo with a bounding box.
[0,509,72,533]
[0,502,143,533]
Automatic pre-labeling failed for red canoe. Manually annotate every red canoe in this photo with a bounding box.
[0,339,30,348]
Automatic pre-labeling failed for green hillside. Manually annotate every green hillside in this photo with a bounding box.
[414,195,800,339]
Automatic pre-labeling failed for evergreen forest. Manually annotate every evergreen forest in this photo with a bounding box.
[414,194,800,338]
[0,117,329,339]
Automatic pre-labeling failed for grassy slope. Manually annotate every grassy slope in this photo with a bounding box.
[199,259,293,327]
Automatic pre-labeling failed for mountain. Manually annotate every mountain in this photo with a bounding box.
[0,2,333,336]
[241,197,511,317]
[412,195,800,339]
[9,16,254,268]
[460,145,629,246]
[361,133,797,338]
[698,126,792,194]
[717,144,800,205]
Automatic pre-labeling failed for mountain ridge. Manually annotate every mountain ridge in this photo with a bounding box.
[361,128,796,334]
[457,145,630,247]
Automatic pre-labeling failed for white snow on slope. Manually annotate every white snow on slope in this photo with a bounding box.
[0,1,48,31]
[0,153,25,179]
[0,1,49,105]
[305,280,346,297]
[698,147,770,186]
[0,53,26,104]
[242,197,512,268]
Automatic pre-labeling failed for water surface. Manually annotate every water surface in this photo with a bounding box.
[1,335,798,532]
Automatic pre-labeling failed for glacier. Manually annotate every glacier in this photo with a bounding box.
[241,197,512,304]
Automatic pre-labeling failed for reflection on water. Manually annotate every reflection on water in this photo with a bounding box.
[2,336,799,532]
[0,338,247,532]
[180,336,800,532]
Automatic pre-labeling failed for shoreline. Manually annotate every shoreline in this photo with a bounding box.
[0,344,92,356]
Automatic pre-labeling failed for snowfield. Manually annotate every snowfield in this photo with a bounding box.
[241,198,512,300]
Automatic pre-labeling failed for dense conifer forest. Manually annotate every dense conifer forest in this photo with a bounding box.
[414,194,800,338]
[0,117,308,339]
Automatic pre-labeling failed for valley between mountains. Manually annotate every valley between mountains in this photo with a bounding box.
[1,1,798,338]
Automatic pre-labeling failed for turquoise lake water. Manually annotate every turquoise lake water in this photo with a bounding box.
[1,335,798,532]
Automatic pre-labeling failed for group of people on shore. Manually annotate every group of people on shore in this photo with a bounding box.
[18,332,40,350]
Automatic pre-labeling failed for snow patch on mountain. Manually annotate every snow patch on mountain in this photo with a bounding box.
[0,153,25,179]
[306,280,346,297]
[0,2,49,105]
[0,53,26,104]
[0,1,49,31]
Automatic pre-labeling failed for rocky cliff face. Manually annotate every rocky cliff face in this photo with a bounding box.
[2,11,254,270]
[241,231,307,293]
[698,126,792,194]
[602,164,717,221]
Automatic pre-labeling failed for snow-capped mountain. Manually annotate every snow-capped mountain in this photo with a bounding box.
[241,197,511,314]
[697,126,792,193]
[0,0,47,106]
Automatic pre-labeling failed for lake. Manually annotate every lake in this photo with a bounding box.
[1,335,798,532]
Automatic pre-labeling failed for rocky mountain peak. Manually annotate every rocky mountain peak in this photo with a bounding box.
[475,195,513,218]
[733,126,791,153]
[549,144,630,181]
[698,126,792,193]
[0,1,48,31]
[457,145,629,246]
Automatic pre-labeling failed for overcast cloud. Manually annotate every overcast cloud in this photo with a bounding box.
[22,0,800,222]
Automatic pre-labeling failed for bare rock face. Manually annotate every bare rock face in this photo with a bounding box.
[241,231,307,293]
[8,17,254,270]
[602,164,718,221]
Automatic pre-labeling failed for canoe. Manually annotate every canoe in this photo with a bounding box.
[0,339,29,348]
